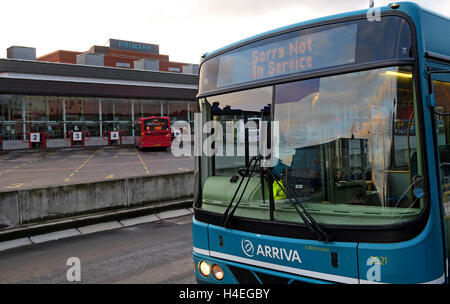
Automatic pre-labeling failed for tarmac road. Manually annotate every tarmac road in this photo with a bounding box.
[0,214,196,284]
[0,146,194,192]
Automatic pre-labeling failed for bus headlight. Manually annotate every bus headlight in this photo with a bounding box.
[212,265,224,280]
[198,261,211,277]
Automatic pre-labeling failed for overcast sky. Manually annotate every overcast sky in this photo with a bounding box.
[0,0,448,64]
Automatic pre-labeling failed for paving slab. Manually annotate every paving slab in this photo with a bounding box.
[30,229,80,244]
[0,238,32,252]
[77,221,123,234]
[120,214,160,227]
[157,209,191,220]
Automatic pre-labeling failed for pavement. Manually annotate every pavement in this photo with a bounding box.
[0,207,193,253]
[0,213,195,284]
[0,145,194,192]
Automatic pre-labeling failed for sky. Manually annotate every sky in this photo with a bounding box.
[0,0,449,65]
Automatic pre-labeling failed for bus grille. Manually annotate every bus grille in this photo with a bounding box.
[227,265,302,284]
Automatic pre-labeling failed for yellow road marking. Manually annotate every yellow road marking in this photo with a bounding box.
[6,183,24,189]
[0,157,43,176]
[135,148,150,175]
[105,174,114,179]
[64,149,99,182]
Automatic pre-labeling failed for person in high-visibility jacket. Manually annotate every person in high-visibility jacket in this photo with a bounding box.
[273,180,286,200]
[271,158,288,200]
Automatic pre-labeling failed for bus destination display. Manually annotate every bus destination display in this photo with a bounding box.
[216,24,358,88]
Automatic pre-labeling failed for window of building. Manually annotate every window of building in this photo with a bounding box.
[167,100,188,122]
[26,96,47,122]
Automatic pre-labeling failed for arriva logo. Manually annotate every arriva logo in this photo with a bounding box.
[241,239,302,263]
[241,239,255,257]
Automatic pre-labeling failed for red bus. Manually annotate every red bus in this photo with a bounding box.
[135,116,172,149]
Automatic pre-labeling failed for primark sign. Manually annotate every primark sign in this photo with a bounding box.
[109,39,159,54]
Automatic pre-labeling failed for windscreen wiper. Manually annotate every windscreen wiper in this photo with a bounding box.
[222,156,329,242]
[221,156,259,227]
[266,168,330,242]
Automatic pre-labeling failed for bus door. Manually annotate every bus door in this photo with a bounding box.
[428,64,450,274]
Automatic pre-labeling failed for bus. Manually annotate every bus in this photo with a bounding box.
[135,116,172,149]
[192,2,450,284]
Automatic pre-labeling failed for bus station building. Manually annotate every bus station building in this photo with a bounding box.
[0,40,199,150]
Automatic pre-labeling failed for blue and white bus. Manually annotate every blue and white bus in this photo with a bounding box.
[192,2,450,284]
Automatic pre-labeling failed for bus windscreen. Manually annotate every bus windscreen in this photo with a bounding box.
[144,118,169,131]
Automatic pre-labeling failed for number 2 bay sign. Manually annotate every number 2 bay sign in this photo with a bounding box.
[30,133,40,143]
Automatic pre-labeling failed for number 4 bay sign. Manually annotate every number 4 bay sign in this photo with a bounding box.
[110,131,120,140]
[30,133,40,143]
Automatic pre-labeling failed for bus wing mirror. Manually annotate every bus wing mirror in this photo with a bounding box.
[412,175,425,199]
[428,93,436,108]
[413,187,425,199]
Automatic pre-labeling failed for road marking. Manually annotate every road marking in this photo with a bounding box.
[0,157,43,176]
[135,148,150,175]
[64,149,99,183]
[105,174,114,179]
[6,183,24,189]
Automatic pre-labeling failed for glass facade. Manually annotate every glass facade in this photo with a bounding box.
[0,94,195,142]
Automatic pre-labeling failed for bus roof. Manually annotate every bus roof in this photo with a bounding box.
[139,116,170,120]
[202,2,449,61]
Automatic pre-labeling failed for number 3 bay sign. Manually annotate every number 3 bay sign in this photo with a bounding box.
[73,132,82,141]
